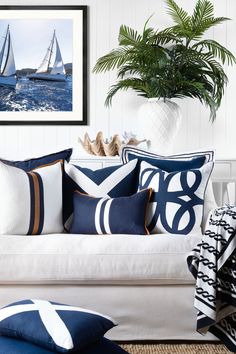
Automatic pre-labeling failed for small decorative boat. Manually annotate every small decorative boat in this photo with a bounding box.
[0,25,17,88]
[28,30,66,82]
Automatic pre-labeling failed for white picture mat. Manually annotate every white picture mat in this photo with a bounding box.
[0,9,84,122]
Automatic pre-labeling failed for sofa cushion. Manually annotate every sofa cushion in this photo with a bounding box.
[138,160,214,235]
[64,159,138,228]
[0,234,201,285]
[121,147,217,227]
[69,189,151,235]
[0,161,63,235]
[0,299,116,353]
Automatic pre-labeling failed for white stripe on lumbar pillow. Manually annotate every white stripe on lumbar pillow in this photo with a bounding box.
[95,198,106,234]
[104,199,112,234]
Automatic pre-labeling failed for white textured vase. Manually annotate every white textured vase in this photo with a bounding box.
[137,98,182,154]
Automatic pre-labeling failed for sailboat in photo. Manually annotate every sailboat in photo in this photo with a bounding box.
[0,25,17,88]
[28,30,66,82]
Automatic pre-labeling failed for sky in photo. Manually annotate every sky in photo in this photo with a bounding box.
[0,19,72,70]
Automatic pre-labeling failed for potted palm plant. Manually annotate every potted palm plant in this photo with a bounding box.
[93,0,236,153]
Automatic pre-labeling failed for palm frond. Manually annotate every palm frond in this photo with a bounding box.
[191,0,214,28]
[193,39,236,65]
[165,0,191,29]
[155,29,182,45]
[142,26,156,42]
[92,47,133,73]
[192,17,230,39]
[118,25,142,46]
[105,78,148,106]
[163,25,195,40]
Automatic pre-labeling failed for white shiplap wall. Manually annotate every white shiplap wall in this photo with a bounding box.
[0,0,235,159]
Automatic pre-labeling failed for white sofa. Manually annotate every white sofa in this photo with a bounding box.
[0,232,216,341]
[1,157,235,342]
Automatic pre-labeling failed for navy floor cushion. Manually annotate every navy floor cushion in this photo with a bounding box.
[0,336,129,354]
[0,299,117,353]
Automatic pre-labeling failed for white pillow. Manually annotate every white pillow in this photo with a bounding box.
[0,161,63,235]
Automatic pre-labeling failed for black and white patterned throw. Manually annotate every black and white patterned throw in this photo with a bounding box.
[187,205,236,352]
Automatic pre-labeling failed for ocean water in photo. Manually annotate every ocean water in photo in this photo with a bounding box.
[0,76,72,112]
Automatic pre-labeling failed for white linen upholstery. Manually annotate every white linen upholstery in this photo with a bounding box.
[0,234,201,285]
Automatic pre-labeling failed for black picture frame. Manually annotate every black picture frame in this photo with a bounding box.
[0,5,88,125]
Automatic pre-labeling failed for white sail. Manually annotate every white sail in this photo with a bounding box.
[28,30,66,82]
[0,26,9,72]
[36,33,54,74]
[2,32,16,77]
[50,36,66,75]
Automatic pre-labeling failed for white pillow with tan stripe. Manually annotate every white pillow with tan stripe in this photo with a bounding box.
[0,160,63,235]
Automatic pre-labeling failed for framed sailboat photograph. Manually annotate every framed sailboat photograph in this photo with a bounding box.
[0,6,87,125]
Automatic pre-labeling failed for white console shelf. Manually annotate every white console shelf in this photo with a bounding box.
[70,156,120,170]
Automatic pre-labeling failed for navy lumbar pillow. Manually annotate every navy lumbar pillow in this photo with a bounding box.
[0,299,117,353]
[138,160,213,234]
[0,148,72,171]
[0,336,128,354]
[69,189,152,235]
[64,159,138,228]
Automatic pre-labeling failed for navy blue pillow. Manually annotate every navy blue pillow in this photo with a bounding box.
[126,155,205,172]
[69,189,152,235]
[0,337,128,354]
[0,148,72,171]
[64,159,138,228]
[122,148,208,172]
[121,146,216,172]
[0,299,117,353]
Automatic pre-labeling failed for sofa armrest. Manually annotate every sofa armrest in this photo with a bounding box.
[211,178,236,206]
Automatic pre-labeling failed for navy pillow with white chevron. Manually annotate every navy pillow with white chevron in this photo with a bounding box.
[63,159,138,228]
[69,189,151,235]
[139,161,214,235]
[0,299,117,353]
[0,160,63,235]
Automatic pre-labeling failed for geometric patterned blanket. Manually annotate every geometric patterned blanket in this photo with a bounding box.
[187,205,236,352]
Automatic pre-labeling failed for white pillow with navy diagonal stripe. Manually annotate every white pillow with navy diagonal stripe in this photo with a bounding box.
[139,160,214,235]
[0,160,63,235]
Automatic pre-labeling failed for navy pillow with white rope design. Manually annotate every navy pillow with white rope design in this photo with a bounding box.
[0,299,117,353]
[69,189,152,235]
[138,161,214,235]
